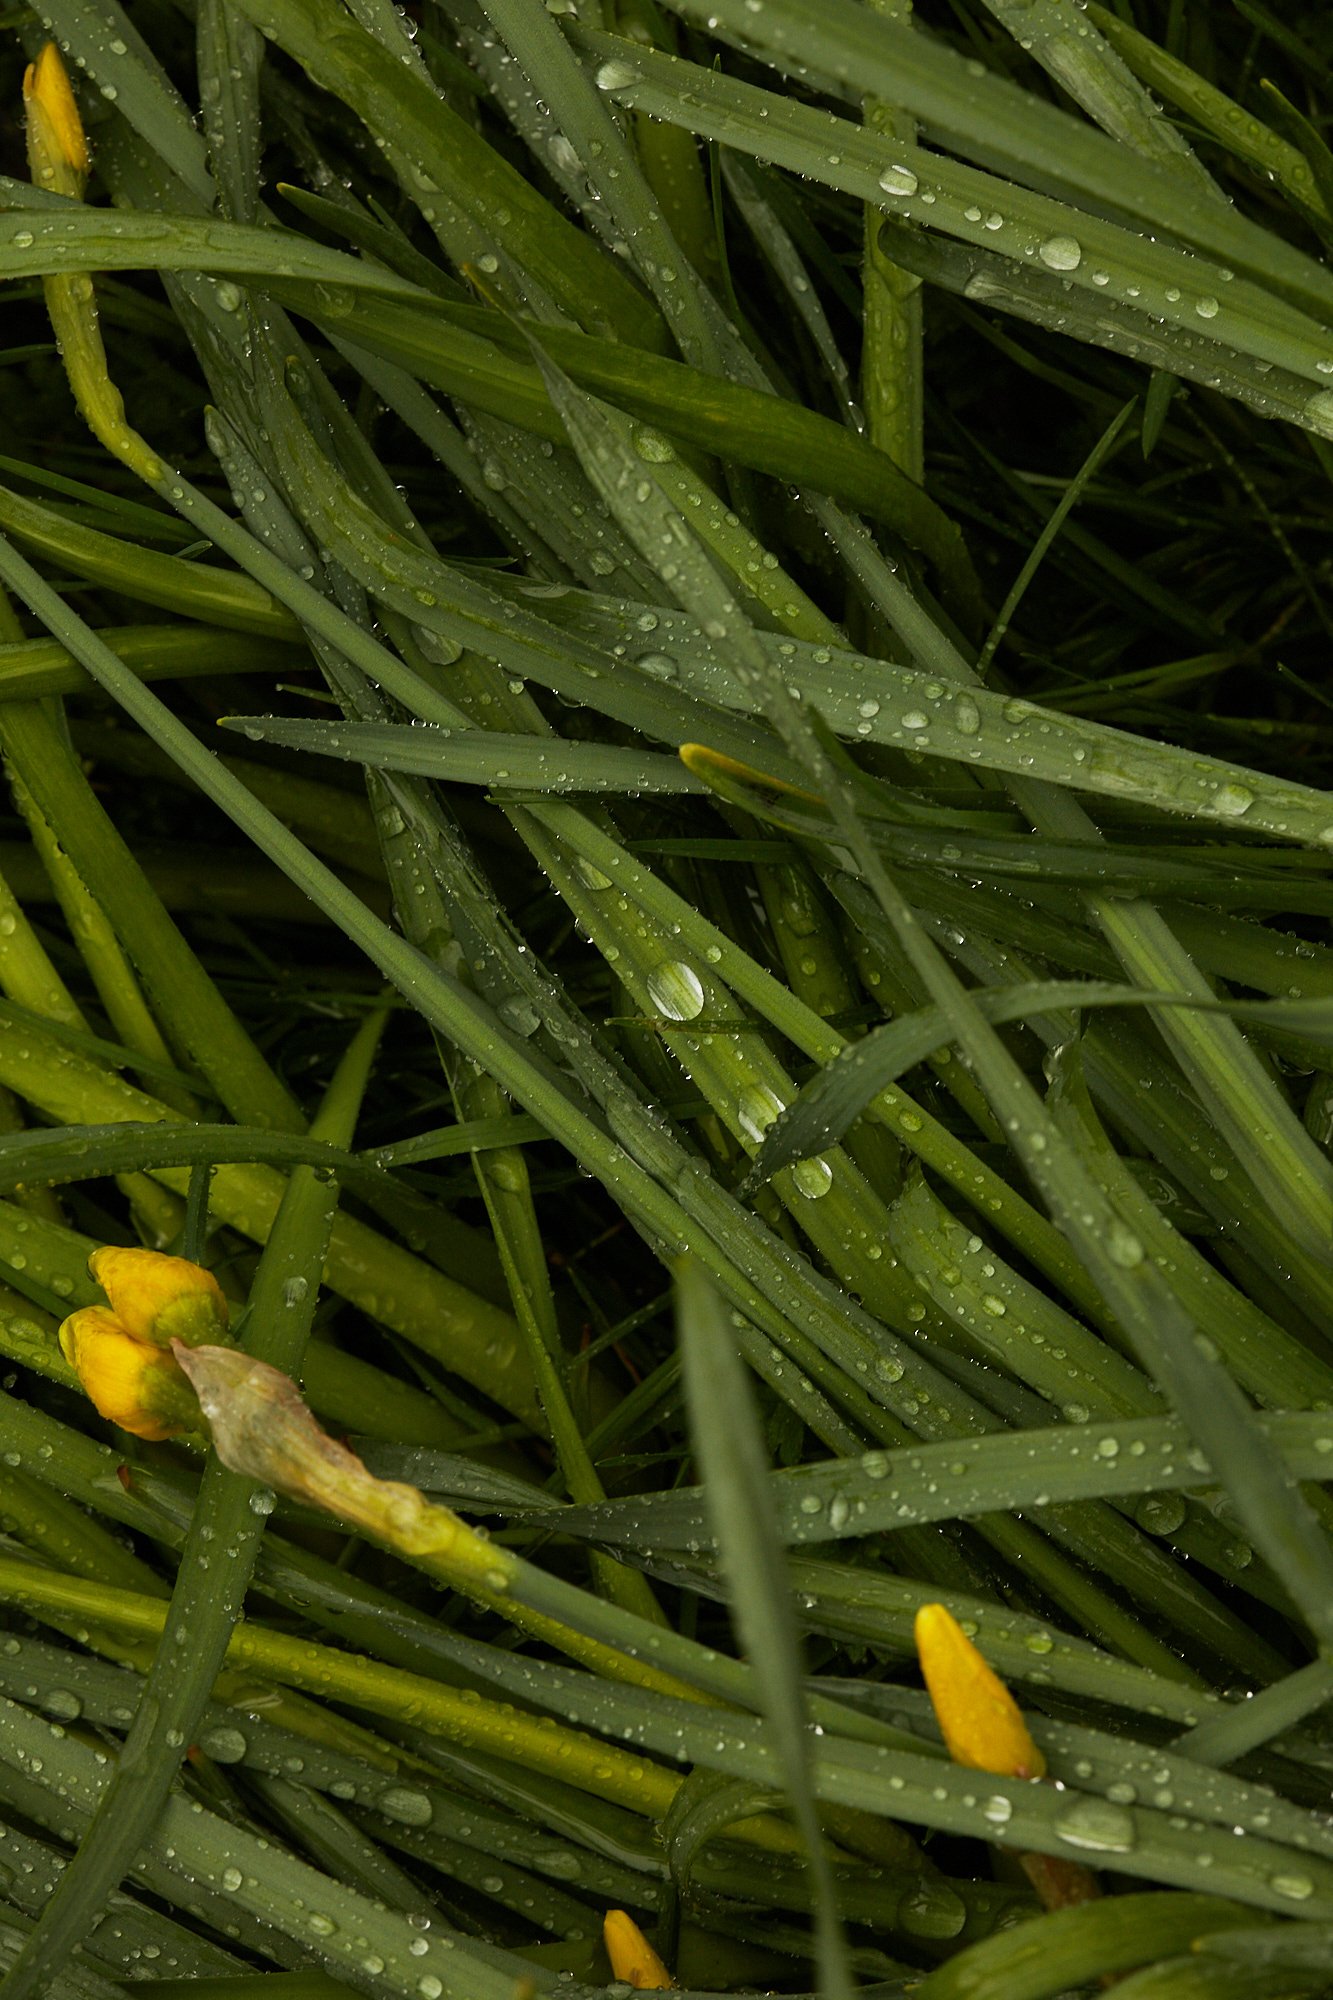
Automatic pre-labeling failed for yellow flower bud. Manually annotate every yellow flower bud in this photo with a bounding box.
[603,1911,673,1990]
[914,1602,1046,1780]
[23,42,90,196]
[88,1246,229,1349]
[58,1304,200,1441]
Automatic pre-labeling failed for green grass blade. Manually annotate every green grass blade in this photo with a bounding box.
[678,1260,853,1999]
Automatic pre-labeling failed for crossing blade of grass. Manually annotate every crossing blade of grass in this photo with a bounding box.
[678,1260,853,2000]
[549,1406,1333,1554]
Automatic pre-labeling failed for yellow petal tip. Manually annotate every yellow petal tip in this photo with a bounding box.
[24,42,90,182]
[915,1601,1046,1781]
[603,1910,674,1990]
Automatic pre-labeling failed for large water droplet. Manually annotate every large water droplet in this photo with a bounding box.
[595,58,640,91]
[791,1155,834,1200]
[1269,1871,1314,1901]
[1105,1221,1144,1268]
[897,1881,966,1938]
[1135,1493,1187,1536]
[646,960,705,1021]
[198,1726,248,1764]
[1210,782,1253,818]
[878,163,919,197]
[378,1786,433,1826]
[1038,236,1082,271]
[738,1085,785,1145]
[1054,1797,1137,1853]
[635,651,678,681]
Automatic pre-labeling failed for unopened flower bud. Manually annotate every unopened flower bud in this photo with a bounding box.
[603,1910,673,1990]
[23,41,89,197]
[58,1304,200,1441]
[88,1246,229,1349]
[914,1602,1046,1780]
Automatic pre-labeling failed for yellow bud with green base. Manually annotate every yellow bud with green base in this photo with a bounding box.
[23,41,89,197]
[58,1305,203,1441]
[88,1246,230,1348]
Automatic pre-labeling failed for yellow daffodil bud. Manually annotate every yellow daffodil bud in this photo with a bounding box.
[603,1911,674,1990]
[21,42,165,483]
[88,1246,229,1349]
[58,1304,200,1441]
[23,42,89,197]
[914,1602,1047,1780]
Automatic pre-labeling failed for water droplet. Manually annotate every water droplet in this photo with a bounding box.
[1038,236,1082,271]
[981,1794,1012,1827]
[595,58,640,91]
[1211,782,1253,818]
[878,164,919,197]
[634,651,678,680]
[953,694,981,736]
[378,1786,432,1826]
[221,1866,244,1892]
[498,994,541,1037]
[198,1726,248,1764]
[738,1084,785,1145]
[1195,295,1219,318]
[791,1154,834,1200]
[1105,1221,1144,1268]
[646,960,705,1021]
[1054,1798,1137,1853]
[1270,1872,1314,1901]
